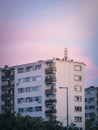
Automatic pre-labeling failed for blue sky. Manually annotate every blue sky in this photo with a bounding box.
[0,0,98,87]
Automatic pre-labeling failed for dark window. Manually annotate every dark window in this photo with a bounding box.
[74,75,82,81]
[74,65,82,71]
[18,68,24,73]
[35,106,42,111]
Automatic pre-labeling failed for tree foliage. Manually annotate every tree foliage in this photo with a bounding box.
[0,110,81,130]
[68,122,78,130]
[0,110,64,130]
[85,116,98,130]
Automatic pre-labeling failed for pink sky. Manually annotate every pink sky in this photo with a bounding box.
[0,0,98,87]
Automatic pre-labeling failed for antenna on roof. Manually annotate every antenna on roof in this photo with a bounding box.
[64,48,68,60]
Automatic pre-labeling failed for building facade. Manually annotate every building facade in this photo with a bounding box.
[85,86,98,120]
[0,58,85,130]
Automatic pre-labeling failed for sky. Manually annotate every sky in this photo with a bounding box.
[0,0,98,87]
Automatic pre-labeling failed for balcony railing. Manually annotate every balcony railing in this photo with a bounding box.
[1,84,14,89]
[1,75,14,81]
[45,109,57,114]
[45,88,57,93]
[1,103,14,108]
[45,99,57,103]
[1,105,14,110]
[45,77,56,84]
[45,67,56,74]
[1,94,14,99]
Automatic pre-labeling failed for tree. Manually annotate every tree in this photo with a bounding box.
[0,110,16,130]
[0,110,64,130]
[43,120,64,130]
[85,115,98,130]
[68,122,78,130]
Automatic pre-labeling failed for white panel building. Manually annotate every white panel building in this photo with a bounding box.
[0,57,85,130]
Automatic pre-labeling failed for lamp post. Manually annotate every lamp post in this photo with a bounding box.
[59,87,68,130]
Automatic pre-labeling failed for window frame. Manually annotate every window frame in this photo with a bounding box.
[74,75,82,81]
[74,65,82,71]
[74,85,82,92]
[74,96,82,102]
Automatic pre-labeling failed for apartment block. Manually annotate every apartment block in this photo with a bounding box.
[85,86,98,120]
[0,57,85,130]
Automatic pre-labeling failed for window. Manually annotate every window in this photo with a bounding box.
[32,76,41,81]
[18,98,25,103]
[18,86,41,93]
[85,98,87,102]
[18,78,22,84]
[18,108,24,113]
[35,97,40,102]
[89,105,95,109]
[26,97,30,103]
[35,65,41,70]
[26,66,32,72]
[75,116,82,122]
[18,76,42,84]
[23,77,31,82]
[35,106,42,111]
[85,113,89,117]
[18,88,24,93]
[75,106,82,112]
[32,66,35,71]
[85,97,95,103]
[74,85,82,91]
[36,75,41,81]
[78,128,83,130]
[17,96,42,104]
[26,87,31,92]
[35,96,42,103]
[85,106,88,110]
[74,75,82,81]
[18,98,21,103]
[89,112,95,117]
[32,86,41,91]
[29,107,33,112]
[32,76,36,81]
[18,68,24,73]
[89,97,95,102]
[18,107,42,113]
[74,65,82,71]
[75,96,82,102]
[29,97,34,102]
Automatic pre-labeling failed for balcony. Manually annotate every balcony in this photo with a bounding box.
[1,102,14,108]
[45,77,56,84]
[1,105,14,110]
[1,69,15,81]
[45,88,57,93]
[45,67,56,74]
[2,75,14,81]
[45,99,57,103]
[45,109,57,114]
[1,94,14,99]
[1,84,14,89]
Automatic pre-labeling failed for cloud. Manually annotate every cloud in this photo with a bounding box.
[1,0,97,45]
[0,0,98,87]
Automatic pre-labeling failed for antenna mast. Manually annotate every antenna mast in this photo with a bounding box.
[64,48,68,60]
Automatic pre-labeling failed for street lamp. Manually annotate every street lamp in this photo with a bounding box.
[59,87,68,130]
